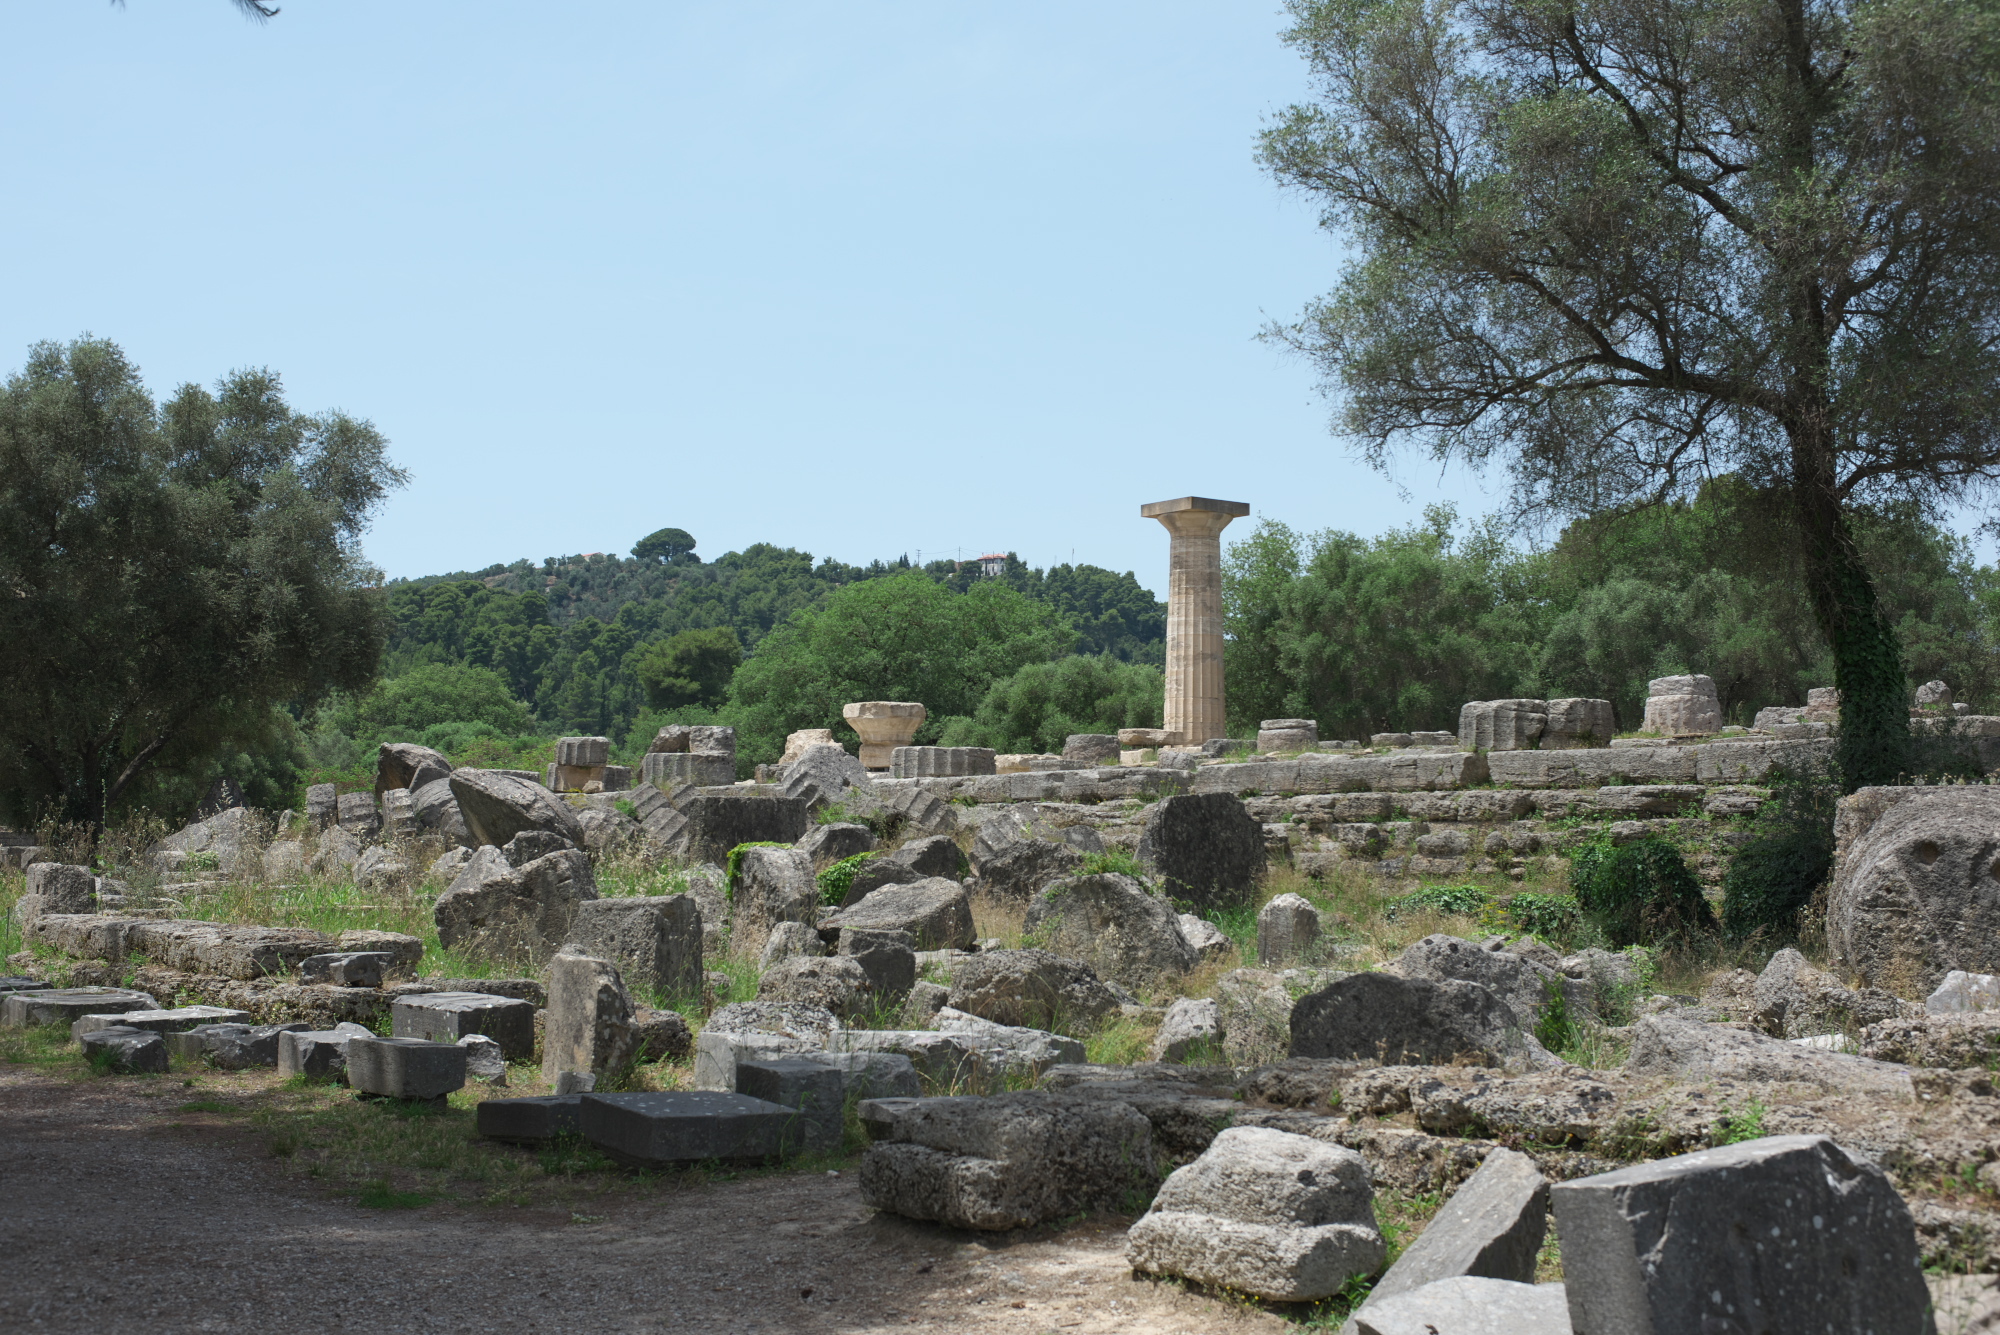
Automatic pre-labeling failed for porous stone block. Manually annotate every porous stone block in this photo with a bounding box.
[76,1025,170,1074]
[543,951,637,1081]
[1289,972,1558,1071]
[457,1033,509,1084]
[838,927,917,998]
[70,1006,250,1042]
[1149,996,1220,1063]
[306,782,338,829]
[2,987,160,1028]
[391,991,536,1059]
[819,877,975,951]
[1257,719,1319,752]
[1127,1126,1384,1301]
[1550,1135,1930,1335]
[433,846,598,968]
[682,794,810,866]
[1350,1147,1547,1322]
[1119,728,1179,748]
[1930,970,2000,1014]
[476,1094,583,1143]
[375,742,452,797]
[692,1029,821,1091]
[556,736,611,767]
[1642,673,1722,735]
[1021,872,1197,993]
[1258,893,1321,967]
[1540,698,1615,750]
[643,750,736,788]
[888,746,997,779]
[1062,733,1121,766]
[1136,792,1265,914]
[1830,785,2000,992]
[276,1022,375,1080]
[20,862,98,920]
[569,895,703,1002]
[448,768,586,849]
[298,951,391,988]
[167,1022,311,1068]
[346,1035,468,1100]
[1352,1278,1571,1335]
[733,1057,847,1152]
[1457,700,1548,751]
[579,1090,806,1164]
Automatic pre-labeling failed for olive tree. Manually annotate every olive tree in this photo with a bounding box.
[1259,0,2000,786]
[0,337,404,829]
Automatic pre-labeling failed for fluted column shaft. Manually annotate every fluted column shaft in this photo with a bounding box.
[1147,504,1243,746]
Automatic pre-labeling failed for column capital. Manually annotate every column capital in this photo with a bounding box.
[1142,497,1250,540]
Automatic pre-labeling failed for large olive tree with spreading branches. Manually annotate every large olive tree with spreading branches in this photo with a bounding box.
[1260,0,2000,786]
[0,338,403,830]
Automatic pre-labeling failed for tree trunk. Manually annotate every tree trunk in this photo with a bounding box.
[1790,421,1906,790]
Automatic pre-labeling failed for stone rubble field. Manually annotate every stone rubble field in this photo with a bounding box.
[8,689,2000,1331]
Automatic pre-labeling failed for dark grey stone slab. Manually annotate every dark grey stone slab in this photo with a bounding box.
[476,1094,583,1143]
[734,1057,846,1152]
[277,1022,377,1080]
[1350,1147,1548,1325]
[579,1091,810,1164]
[2,987,159,1028]
[346,1035,468,1100]
[391,991,535,1059]
[299,951,391,987]
[0,977,50,994]
[77,1025,169,1074]
[69,1006,250,1042]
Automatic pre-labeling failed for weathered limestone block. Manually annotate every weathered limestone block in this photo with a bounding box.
[1551,1136,1930,1335]
[1641,673,1722,735]
[543,951,637,1081]
[1149,996,1220,1062]
[1020,873,1196,994]
[1829,784,2000,992]
[820,878,974,951]
[940,948,1121,1031]
[1136,793,1264,915]
[682,794,809,866]
[568,895,703,1001]
[889,746,997,779]
[391,991,536,1059]
[731,847,818,960]
[448,769,584,848]
[1257,893,1321,967]
[1349,1147,1547,1324]
[1352,1278,1571,1335]
[375,742,452,797]
[346,1035,467,1100]
[432,848,597,967]
[1258,719,1319,753]
[1290,972,1558,1071]
[1457,700,1547,751]
[1539,698,1615,749]
[579,1090,804,1164]
[641,750,735,788]
[76,1026,169,1073]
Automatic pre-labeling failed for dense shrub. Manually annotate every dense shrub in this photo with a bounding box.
[1568,836,1716,949]
[1721,772,1837,942]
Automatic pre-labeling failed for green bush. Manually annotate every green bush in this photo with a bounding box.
[1505,891,1579,942]
[1077,848,1147,879]
[1721,771,1836,942]
[1386,883,1491,919]
[815,851,875,907]
[1569,836,1716,949]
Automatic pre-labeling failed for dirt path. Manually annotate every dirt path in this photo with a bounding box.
[0,1067,1290,1335]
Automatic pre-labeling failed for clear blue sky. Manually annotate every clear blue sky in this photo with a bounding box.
[2,2,1536,593]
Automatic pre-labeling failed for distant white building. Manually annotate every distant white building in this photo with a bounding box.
[978,553,1007,578]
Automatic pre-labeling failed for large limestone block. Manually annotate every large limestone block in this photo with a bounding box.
[1126,1126,1384,1301]
[17,863,98,923]
[1624,1013,1913,1097]
[1395,935,1591,1033]
[1136,793,1264,915]
[568,895,703,1002]
[2,986,156,1028]
[1457,699,1547,751]
[1353,1278,1571,1335]
[1829,785,2000,992]
[543,952,637,1081]
[779,742,872,811]
[1062,733,1121,766]
[392,991,536,1058]
[1752,946,1906,1038]
[448,769,584,848]
[730,847,817,960]
[1350,1147,1547,1324]
[682,794,810,866]
[820,877,974,951]
[1257,893,1321,967]
[122,920,338,980]
[1551,1135,1932,1335]
[889,746,996,779]
[1642,673,1722,735]
[1540,698,1615,750]
[756,954,875,1021]
[431,848,598,967]
[579,1091,802,1165]
[347,1035,467,1100]
[970,835,1086,902]
[375,742,451,797]
[1020,872,1197,994]
[146,806,259,875]
[941,947,1122,1031]
[1289,972,1559,1071]
[780,728,836,765]
[858,1090,1156,1230]
[410,776,471,846]
[1150,996,1220,1062]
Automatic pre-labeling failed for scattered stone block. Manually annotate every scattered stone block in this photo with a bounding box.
[335,791,382,839]
[759,919,826,969]
[1550,1135,1931,1335]
[780,728,836,764]
[0,977,50,994]
[77,1025,170,1074]
[1135,793,1264,915]
[886,834,966,881]
[1458,700,1548,751]
[857,1096,922,1140]
[1022,872,1197,993]
[391,991,536,1059]
[733,1057,847,1152]
[457,1034,508,1084]
[757,954,875,1021]
[1178,913,1232,965]
[449,768,585,848]
[1752,946,1905,1038]
[277,1023,374,1080]
[1118,728,1177,748]
[642,750,735,787]
[682,794,810,867]
[1351,1147,1547,1322]
[1642,673,1723,735]
[693,1029,819,1092]
[969,834,1084,903]
[838,927,917,998]
[3,987,160,1028]
[1541,698,1615,750]
[941,948,1121,1030]
[889,746,997,779]
[347,1035,468,1100]
[1626,1013,1913,1095]
[859,1090,1156,1230]
[1150,997,1220,1062]
[1257,719,1319,752]
[167,1022,310,1068]
[569,894,703,1001]
[1351,1278,1571,1335]
[1289,972,1559,1070]
[476,1094,583,1143]
[16,863,98,923]
[432,846,598,968]
[542,951,637,1081]
[1930,970,2000,1014]
[375,742,452,797]
[1127,1126,1384,1300]
[1396,934,1590,1033]
[1061,733,1120,766]
[306,782,338,830]
[732,846,818,959]
[1258,893,1321,966]
[580,1091,808,1164]
[298,952,392,988]
[819,877,974,951]
[630,1006,693,1062]
[70,1006,250,1042]
[410,776,470,845]
[556,736,611,767]
[799,821,876,867]
[1830,785,2000,992]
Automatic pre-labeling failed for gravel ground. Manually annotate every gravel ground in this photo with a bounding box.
[0,1065,1290,1335]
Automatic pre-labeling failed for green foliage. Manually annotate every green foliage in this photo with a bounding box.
[630,526,698,567]
[937,654,1163,754]
[632,626,741,710]
[723,841,791,902]
[1711,1098,1769,1147]
[0,337,402,828]
[1386,883,1492,920]
[1534,975,1578,1054]
[347,663,533,739]
[815,851,875,907]
[355,1178,436,1209]
[728,571,1075,764]
[1077,848,1147,879]
[1570,837,1717,950]
[1506,892,1580,943]
[1722,771,1838,943]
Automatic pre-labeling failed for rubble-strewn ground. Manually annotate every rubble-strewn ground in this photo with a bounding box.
[0,1063,1293,1335]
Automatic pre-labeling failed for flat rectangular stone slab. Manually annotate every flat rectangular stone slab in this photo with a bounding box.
[167,1022,311,1067]
[391,992,535,1059]
[70,1006,251,1042]
[476,1094,584,1143]
[346,1035,467,1100]
[2,987,160,1028]
[277,1023,375,1080]
[0,977,50,994]
[579,1091,808,1165]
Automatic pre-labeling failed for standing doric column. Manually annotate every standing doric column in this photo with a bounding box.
[1142,496,1250,748]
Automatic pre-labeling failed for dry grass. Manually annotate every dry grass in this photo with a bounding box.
[969,890,1027,949]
